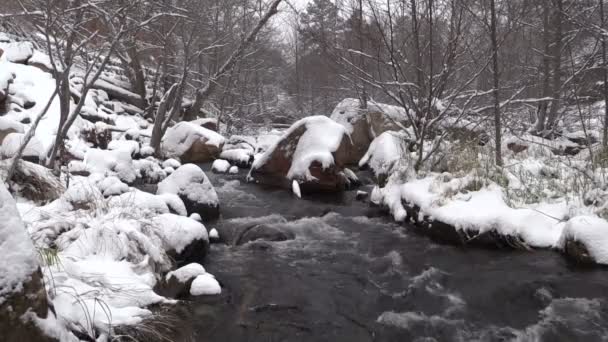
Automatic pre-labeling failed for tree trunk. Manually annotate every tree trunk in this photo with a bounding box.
[535,0,552,134]
[546,0,563,133]
[490,0,503,166]
[602,0,608,147]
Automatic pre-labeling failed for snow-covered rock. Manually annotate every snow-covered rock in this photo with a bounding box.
[0,181,50,342]
[209,228,220,240]
[190,273,221,296]
[152,214,210,264]
[359,131,406,185]
[161,122,225,163]
[229,165,239,174]
[211,159,231,173]
[330,98,410,163]
[162,158,181,169]
[0,42,34,64]
[157,164,220,220]
[84,148,137,184]
[0,117,23,144]
[559,216,608,265]
[330,98,372,163]
[190,117,217,131]
[220,148,254,168]
[249,116,353,193]
[0,133,44,163]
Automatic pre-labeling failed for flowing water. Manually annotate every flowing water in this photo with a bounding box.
[187,166,608,342]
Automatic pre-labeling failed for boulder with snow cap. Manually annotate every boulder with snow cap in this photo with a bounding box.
[191,118,218,131]
[157,164,220,220]
[559,216,608,265]
[0,181,53,342]
[156,263,206,299]
[331,98,411,164]
[0,133,44,164]
[0,41,34,63]
[0,117,23,144]
[330,98,372,164]
[161,122,225,163]
[153,214,210,265]
[249,116,353,193]
[359,131,406,186]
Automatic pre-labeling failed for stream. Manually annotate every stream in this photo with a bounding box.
[184,165,608,342]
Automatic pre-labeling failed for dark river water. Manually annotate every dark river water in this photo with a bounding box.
[185,165,608,342]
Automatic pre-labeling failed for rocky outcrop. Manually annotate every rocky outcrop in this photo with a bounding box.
[157,164,220,221]
[249,116,352,193]
[161,122,225,163]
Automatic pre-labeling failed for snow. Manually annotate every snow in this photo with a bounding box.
[0,181,38,304]
[166,263,206,283]
[161,122,225,159]
[330,97,409,136]
[229,165,239,174]
[209,228,219,240]
[157,164,219,205]
[1,60,87,154]
[0,68,14,96]
[558,216,608,264]
[212,159,231,173]
[0,41,34,63]
[96,175,129,196]
[157,193,188,216]
[162,158,181,169]
[378,173,570,248]
[190,213,202,222]
[0,133,43,161]
[292,180,302,198]
[190,273,221,296]
[359,131,405,177]
[108,139,140,156]
[28,50,54,71]
[252,116,348,181]
[0,117,24,133]
[220,148,253,165]
[84,148,137,184]
[108,189,170,214]
[152,214,208,253]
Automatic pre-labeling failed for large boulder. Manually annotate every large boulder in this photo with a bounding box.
[157,164,220,221]
[0,181,53,342]
[330,98,372,164]
[330,98,410,165]
[248,116,353,193]
[161,122,225,163]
